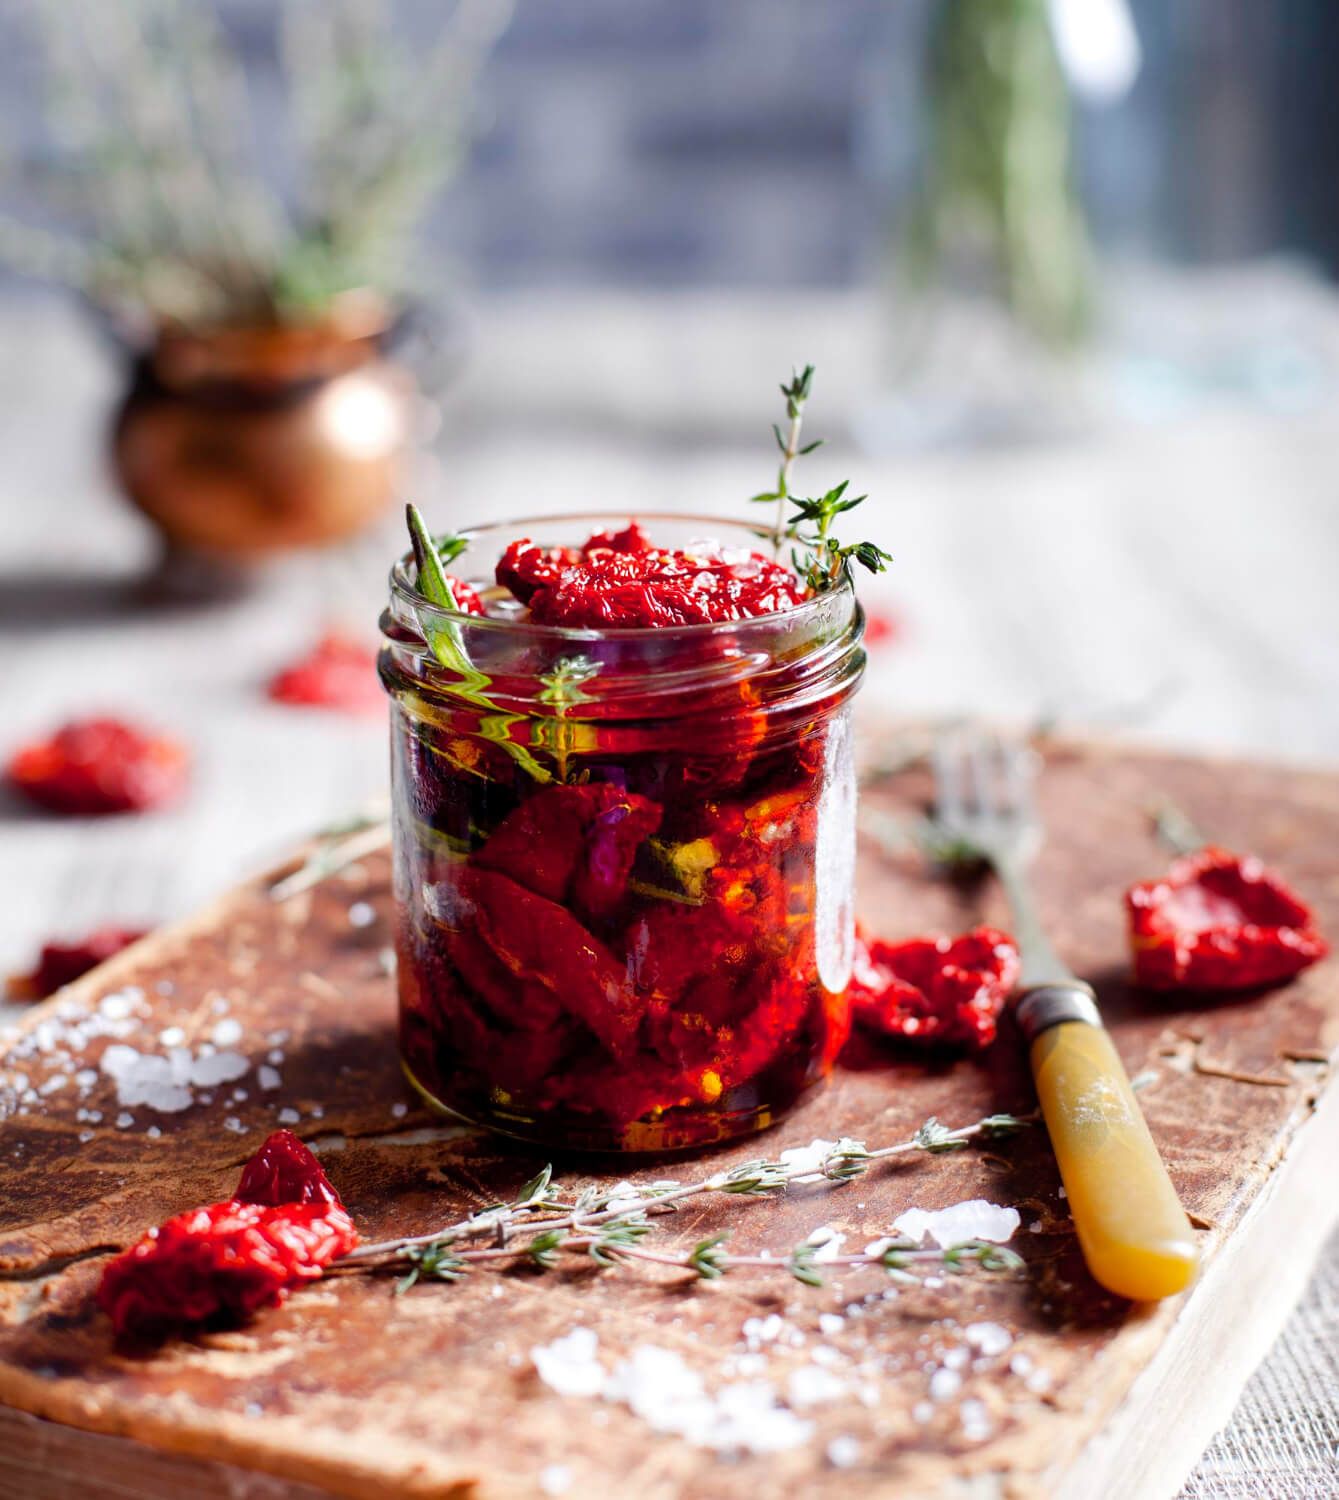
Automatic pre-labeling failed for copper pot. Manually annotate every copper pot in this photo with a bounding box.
[112,296,416,557]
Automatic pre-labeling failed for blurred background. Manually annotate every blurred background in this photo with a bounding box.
[0,0,1336,960]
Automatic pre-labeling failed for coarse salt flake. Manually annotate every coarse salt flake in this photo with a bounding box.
[211,1018,243,1048]
[892,1200,1020,1249]
[532,1328,605,1398]
[777,1138,837,1177]
[826,1435,861,1469]
[538,1465,573,1496]
[965,1322,1012,1358]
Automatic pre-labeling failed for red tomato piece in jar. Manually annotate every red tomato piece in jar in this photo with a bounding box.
[1126,845,1327,992]
[449,865,642,1060]
[475,781,663,922]
[7,718,189,815]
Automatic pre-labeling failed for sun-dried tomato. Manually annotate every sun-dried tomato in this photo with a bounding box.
[475,780,662,922]
[7,718,189,815]
[850,925,1020,1052]
[267,632,386,714]
[1126,845,1327,992]
[96,1130,357,1339]
[447,865,642,1059]
[235,1127,343,1208]
[6,926,147,1001]
[496,525,808,628]
[97,1199,358,1339]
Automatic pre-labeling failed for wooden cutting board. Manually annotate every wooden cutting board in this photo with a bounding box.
[1,738,1336,1500]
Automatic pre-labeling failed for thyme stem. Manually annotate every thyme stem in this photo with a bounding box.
[340,1108,1031,1266]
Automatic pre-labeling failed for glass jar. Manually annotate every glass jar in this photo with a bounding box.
[379,514,866,1152]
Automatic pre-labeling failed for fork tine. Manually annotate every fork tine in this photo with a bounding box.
[1001,740,1038,821]
[931,727,968,827]
[968,732,998,818]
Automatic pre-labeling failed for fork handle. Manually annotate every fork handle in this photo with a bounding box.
[1023,989,1200,1302]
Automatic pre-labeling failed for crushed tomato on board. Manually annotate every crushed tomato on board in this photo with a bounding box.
[1126,845,1327,992]
[849,926,1021,1053]
[6,926,148,1001]
[97,1130,357,1339]
[6,718,189,816]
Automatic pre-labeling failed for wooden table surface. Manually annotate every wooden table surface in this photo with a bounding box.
[1,289,1337,1495]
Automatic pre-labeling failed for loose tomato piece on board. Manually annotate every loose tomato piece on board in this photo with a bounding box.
[1126,845,1326,992]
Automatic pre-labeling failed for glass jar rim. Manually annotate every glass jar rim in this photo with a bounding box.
[387,509,856,643]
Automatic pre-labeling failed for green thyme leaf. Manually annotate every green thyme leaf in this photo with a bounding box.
[688,1232,731,1280]
[515,1165,554,1207]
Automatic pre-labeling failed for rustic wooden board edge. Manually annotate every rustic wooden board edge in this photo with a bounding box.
[1051,1076,1339,1500]
[0,1402,337,1500]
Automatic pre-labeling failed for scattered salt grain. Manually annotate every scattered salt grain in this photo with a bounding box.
[258,1066,281,1091]
[960,1398,993,1442]
[158,1026,185,1048]
[211,1018,243,1048]
[532,1328,605,1398]
[777,1138,837,1179]
[1009,1353,1033,1377]
[607,1346,812,1455]
[538,1465,573,1496]
[99,992,137,1021]
[278,1108,300,1126]
[210,997,230,1015]
[223,1116,245,1134]
[74,1068,97,1090]
[805,1224,847,1264]
[942,1347,969,1371]
[818,1313,845,1337]
[913,1401,934,1424]
[1025,1366,1053,1394]
[892,1200,1020,1249]
[77,1130,94,1143]
[390,1101,408,1119]
[348,902,376,929]
[826,1435,861,1469]
[787,1365,846,1409]
[114,1112,134,1129]
[147,1126,161,1140]
[965,1322,1012,1358]
[929,1368,962,1401]
[742,1313,785,1349]
[603,1180,643,1213]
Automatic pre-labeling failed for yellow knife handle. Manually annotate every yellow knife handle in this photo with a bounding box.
[1029,1015,1200,1301]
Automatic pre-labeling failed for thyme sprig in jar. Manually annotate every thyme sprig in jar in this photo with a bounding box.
[379,513,867,1152]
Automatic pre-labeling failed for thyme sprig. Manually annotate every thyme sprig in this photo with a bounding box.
[378,1227,1022,1293]
[749,365,890,590]
[339,1109,1030,1291]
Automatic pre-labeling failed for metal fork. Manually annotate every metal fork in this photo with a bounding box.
[929,727,1199,1303]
